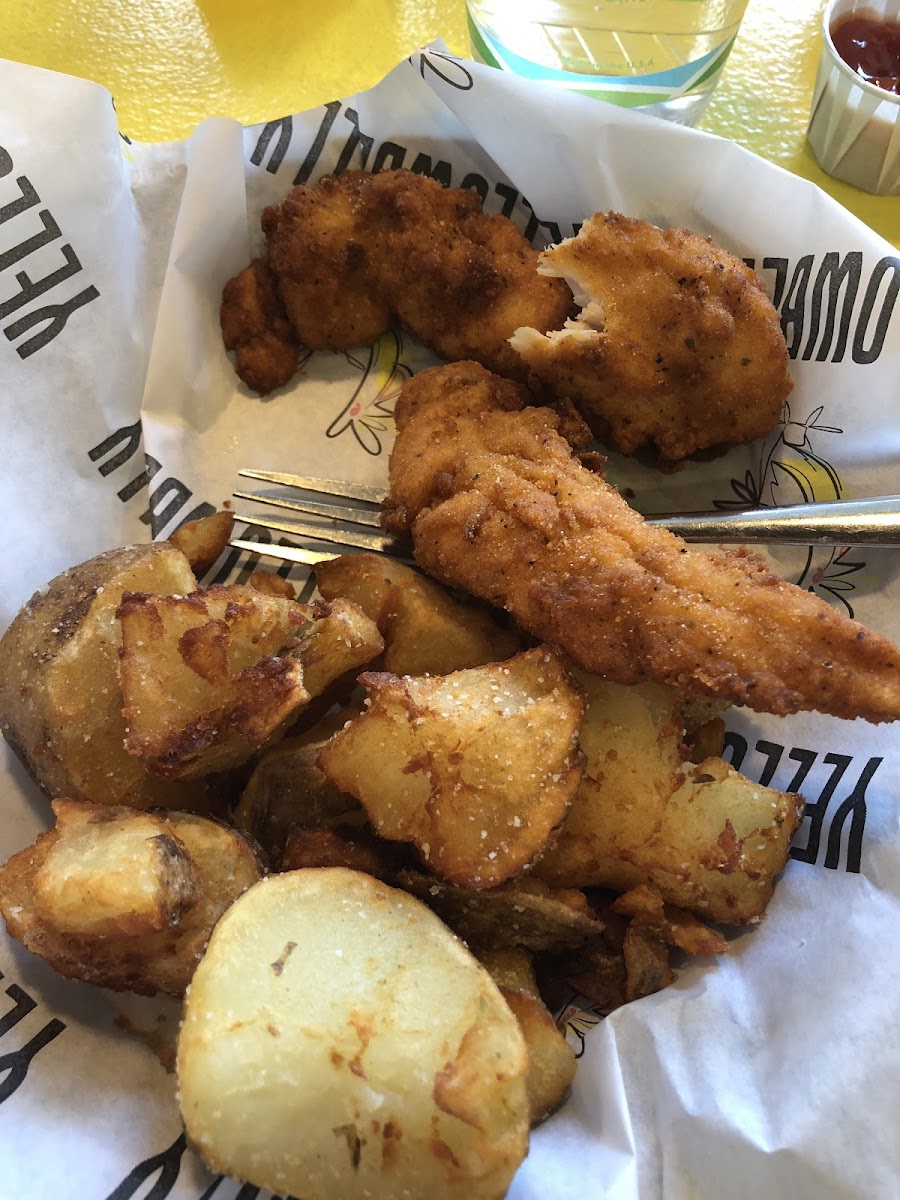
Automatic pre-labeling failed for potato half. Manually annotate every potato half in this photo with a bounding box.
[178,869,529,1200]
[0,799,262,996]
[0,543,200,810]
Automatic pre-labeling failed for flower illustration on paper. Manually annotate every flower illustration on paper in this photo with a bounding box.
[557,993,606,1059]
[326,329,410,456]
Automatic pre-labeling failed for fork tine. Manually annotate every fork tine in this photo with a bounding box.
[233,488,383,529]
[229,538,339,566]
[239,468,385,505]
[234,511,400,554]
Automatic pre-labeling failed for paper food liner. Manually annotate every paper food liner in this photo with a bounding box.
[0,48,899,1200]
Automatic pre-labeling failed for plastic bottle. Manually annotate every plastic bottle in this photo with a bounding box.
[466,0,751,126]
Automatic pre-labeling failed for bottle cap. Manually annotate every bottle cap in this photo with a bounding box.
[807,0,900,195]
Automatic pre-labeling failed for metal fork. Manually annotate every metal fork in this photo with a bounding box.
[229,468,900,566]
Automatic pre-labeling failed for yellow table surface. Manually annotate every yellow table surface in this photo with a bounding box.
[1,0,897,248]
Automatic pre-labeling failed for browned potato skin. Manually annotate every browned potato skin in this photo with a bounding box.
[169,512,235,574]
[0,543,203,811]
[622,924,675,1002]
[398,870,604,953]
[234,709,363,859]
[315,553,518,676]
[0,800,262,997]
[479,947,576,1127]
[280,826,403,881]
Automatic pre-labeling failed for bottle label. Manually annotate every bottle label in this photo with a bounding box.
[467,13,736,107]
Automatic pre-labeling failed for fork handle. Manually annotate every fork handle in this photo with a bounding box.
[648,495,900,547]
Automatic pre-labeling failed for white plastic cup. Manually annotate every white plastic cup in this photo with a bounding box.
[807,0,900,195]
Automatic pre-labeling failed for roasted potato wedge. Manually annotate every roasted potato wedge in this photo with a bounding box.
[118,584,311,779]
[294,597,383,701]
[169,511,235,574]
[32,800,197,937]
[315,552,518,675]
[534,674,804,922]
[177,869,529,1200]
[318,649,585,888]
[0,799,262,996]
[611,883,728,957]
[248,569,296,599]
[0,543,202,810]
[234,710,363,858]
[479,947,576,1126]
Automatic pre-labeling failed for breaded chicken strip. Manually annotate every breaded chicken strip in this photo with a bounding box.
[264,172,392,351]
[383,362,900,723]
[510,213,792,467]
[220,259,300,394]
[362,169,573,379]
[260,169,573,378]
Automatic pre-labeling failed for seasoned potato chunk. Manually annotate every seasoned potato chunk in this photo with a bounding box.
[315,553,518,675]
[479,947,576,1126]
[318,648,585,888]
[248,569,296,599]
[32,800,197,937]
[177,869,529,1200]
[117,584,311,779]
[0,543,201,810]
[294,597,383,701]
[169,511,235,574]
[0,800,262,996]
[534,674,804,922]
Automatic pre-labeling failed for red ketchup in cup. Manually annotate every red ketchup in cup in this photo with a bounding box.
[831,12,900,94]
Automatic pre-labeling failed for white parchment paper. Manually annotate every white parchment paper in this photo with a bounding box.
[0,48,898,1200]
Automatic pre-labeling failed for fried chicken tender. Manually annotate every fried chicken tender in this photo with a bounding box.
[510,213,792,467]
[383,362,900,723]
[264,171,392,351]
[220,258,301,394]
[259,169,572,380]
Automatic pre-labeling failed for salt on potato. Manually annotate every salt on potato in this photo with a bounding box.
[317,648,585,888]
[177,868,529,1200]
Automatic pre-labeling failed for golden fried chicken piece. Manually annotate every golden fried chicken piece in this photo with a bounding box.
[383,362,900,723]
[220,259,301,394]
[259,169,572,377]
[361,169,573,378]
[510,213,792,467]
[264,171,392,351]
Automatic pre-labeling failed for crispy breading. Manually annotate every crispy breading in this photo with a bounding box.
[362,169,573,378]
[383,361,900,722]
[259,169,573,378]
[220,259,301,394]
[510,213,792,467]
[264,172,392,351]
